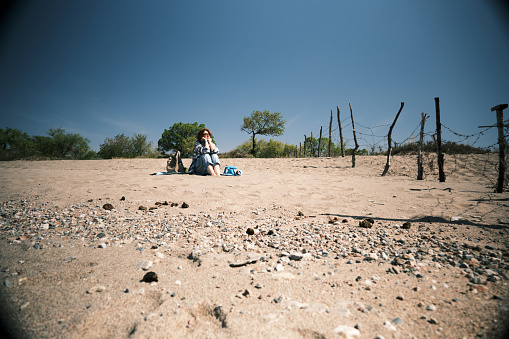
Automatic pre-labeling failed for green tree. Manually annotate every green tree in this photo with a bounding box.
[0,127,36,160]
[257,139,285,158]
[224,138,297,158]
[158,122,212,158]
[34,128,91,159]
[241,110,285,155]
[130,134,153,157]
[98,134,132,158]
[98,133,153,159]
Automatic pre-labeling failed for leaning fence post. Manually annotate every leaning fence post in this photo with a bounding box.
[382,102,405,176]
[435,97,446,182]
[491,104,508,193]
[417,113,429,180]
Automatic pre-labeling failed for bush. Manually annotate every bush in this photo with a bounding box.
[392,140,489,155]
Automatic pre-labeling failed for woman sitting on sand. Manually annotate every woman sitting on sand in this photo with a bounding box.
[188,128,221,176]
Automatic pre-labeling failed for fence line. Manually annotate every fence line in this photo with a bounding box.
[299,102,508,191]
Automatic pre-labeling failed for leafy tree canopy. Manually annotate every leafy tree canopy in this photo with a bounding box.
[223,138,296,158]
[241,110,285,155]
[158,122,213,158]
[98,133,154,159]
[35,128,91,159]
[0,127,35,160]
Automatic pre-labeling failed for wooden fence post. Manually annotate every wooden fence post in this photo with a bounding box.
[491,104,508,193]
[304,135,307,157]
[318,126,323,157]
[382,102,405,176]
[299,142,302,158]
[311,131,314,157]
[329,110,333,157]
[349,103,359,168]
[337,106,345,157]
[417,113,429,180]
[435,97,446,182]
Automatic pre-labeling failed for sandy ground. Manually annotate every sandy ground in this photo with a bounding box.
[0,154,508,338]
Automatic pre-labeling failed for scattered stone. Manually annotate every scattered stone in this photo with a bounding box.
[289,252,303,261]
[384,320,397,331]
[272,272,296,280]
[246,228,255,235]
[401,222,411,229]
[102,204,114,210]
[120,196,125,201]
[229,258,259,267]
[426,304,437,311]
[142,272,158,283]
[87,285,106,293]
[97,243,107,248]
[273,295,285,303]
[396,296,404,301]
[137,260,153,271]
[359,219,373,228]
[97,232,106,238]
[392,317,403,325]
[138,206,147,211]
[4,279,12,288]
[181,202,189,208]
[188,251,201,264]
[428,318,438,325]
[242,289,251,297]
[333,325,360,337]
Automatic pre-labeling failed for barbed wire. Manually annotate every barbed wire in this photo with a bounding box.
[299,109,508,191]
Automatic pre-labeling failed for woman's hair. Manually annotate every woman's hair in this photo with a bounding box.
[197,128,213,141]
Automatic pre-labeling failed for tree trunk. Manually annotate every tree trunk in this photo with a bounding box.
[251,133,256,155]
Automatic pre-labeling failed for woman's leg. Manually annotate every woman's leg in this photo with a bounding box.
[210,154,221,175]
[206,164,216,176]
[195,154,214,175]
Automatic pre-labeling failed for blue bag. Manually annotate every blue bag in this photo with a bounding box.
[222,166,242,176]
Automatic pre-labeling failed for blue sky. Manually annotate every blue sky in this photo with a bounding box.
[1,0,508,153]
